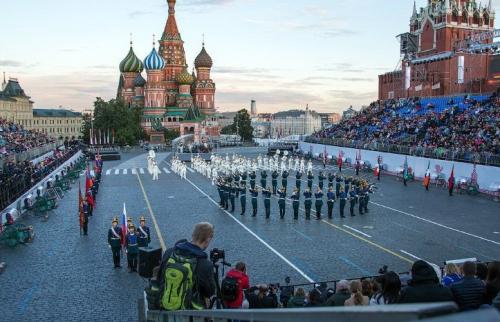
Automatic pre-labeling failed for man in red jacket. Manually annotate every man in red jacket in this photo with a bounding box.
[223,262,250,308]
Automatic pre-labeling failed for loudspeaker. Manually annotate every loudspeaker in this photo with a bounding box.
[138,247,162,278]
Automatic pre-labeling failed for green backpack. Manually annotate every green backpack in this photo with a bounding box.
[161,252,202,311]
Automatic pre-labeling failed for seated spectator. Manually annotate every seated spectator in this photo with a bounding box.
[305,288,323,307]
[442,263,462,286]
[476,263,488,285]
[247,284,278,309]
[362,279,374,299]
[223,261,250,309]
[344,280,369,306]
[399,260,453,304]
[287,288,306,308]
[450,261,485,311]
[279,276,294,308]
[370,271,401,305]
[484,261,500,305]
[325,280,350,306]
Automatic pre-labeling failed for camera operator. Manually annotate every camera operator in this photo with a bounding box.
[247,284,279,309]
[222,262,250,309]
[157,222,216,310]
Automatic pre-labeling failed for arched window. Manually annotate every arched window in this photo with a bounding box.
[451,9,458,23]
[484,13,490,26]
[473,12,480,25]
[462,10,468,24]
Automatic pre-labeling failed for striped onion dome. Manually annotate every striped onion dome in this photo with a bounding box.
[194,45,213,69]
[119,45,144,73]
[144,47,165,71]
[134,73,146,87]
[176,67,194,85]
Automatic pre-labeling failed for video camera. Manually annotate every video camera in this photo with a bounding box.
[210,248,226,263]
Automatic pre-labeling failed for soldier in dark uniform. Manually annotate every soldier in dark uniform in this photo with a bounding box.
[362,181,371,213]
[234,172,241,197]
[328,172,335,188]
[223,181,230,210]
[345,176,351,194]
[262,187,272,219]
[250,187,259,217]
[137,216,151,248]
[82,199,90,236]
[241,170,248,188]
[355,161,360,176]
[303,188,312,220]
[291,188,300,220]
[281,170,289,192]
[318,171,326,191]
[239,182,247,216]
[295,172,302,194]
[314,187,324,220]
[339,187,347,218]
[358,184,365,215]
[107,217,122,268]
[326,187,336,219]
[260,170,268,190]
[249,171,256,189]
[229,183,236,212]
[307,171,314,191]
[335,175,342,197]
[127,216,133,229]
[125,224,139,272]
[349,189,357,217]
[271,170,279,195]
[216,179,224,208]
[278,187,286,219]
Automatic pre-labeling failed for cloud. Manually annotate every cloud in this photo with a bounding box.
[323,29,358,38]
[0,60,23,67]
[303,5,330,17]
[328,89,377,101]
[184,0,234,5]
[128,10,153,18]
[341,77,375,82]
[213,66,270,74]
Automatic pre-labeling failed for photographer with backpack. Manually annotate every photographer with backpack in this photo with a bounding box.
[157,222,217,310]
[222,262,250,309]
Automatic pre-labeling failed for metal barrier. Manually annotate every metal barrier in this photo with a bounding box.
[141,302,459,322]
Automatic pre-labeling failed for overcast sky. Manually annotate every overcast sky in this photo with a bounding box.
[1,0,499,113]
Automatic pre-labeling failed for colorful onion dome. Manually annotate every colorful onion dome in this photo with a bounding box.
[144,47,165,71]
[194,45,213,69]
[119,45,144,73]
[134,73,146,87]
[176,67,194,85]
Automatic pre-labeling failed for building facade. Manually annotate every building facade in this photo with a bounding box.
[32,109,83,139]
[270,108,321,138]
[379,0,497,100]
[117,0,219,142]
[0,77,34,128]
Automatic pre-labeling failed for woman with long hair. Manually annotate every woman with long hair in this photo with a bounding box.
[442,263,462,286]
[344,280,369,306]
[370,271,402,305]
[484,261,500,305]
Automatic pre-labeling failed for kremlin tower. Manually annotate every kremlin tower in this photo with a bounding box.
[117,0,219,141]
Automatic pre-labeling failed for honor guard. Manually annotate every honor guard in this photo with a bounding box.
[326,187,336,219]
[107,217,122,268]
[291,188,300,220]
[137,216,151,248]
[262,187,272,219]
[307,171,314,191]
[278,187,287,219]
[229,183,236,212]
[328,172,335,188]
[234,172,241,197]
[223,181,230,210]
[295,172,302,194]
[349,189,357,217]
[338,187,347,218]
[249,171,256,189]
[271,170,279,195]
[358,184,365,215]
[281,170,289,192]
[251,187,259,217]
[260,170,268,189]
[335,175,342,197]
[303,188,312,220]
[216,179,224,208]
[82,199,90,236]
[314,187,324,220]
[127,216,133,229]
[239,182,247,216]
[345,177,351,194]
[241,170,248,187]
[318,172,326,191]
[125,224,139,272]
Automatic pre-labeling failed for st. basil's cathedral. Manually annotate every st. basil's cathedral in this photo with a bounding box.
[117,0,220,142]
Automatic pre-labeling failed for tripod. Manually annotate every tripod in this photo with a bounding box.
[209,259,231,309]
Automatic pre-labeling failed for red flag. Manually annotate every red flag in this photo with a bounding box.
[448,165,455,190]
[85,164,93,192]
[79,182,84,230]
[374,166,380,177]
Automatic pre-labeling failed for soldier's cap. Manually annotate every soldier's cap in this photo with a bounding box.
[129,223,135,229]
[127,216,133,222]
[112,216,119,223]
[139,216,146,222]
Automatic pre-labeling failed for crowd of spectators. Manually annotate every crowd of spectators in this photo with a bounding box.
[311,94,500,163]
[0,118,55,158]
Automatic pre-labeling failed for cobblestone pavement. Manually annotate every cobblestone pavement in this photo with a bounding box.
[1,148,499,321]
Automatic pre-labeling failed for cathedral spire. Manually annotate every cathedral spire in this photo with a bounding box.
[412,0,417,17]
[1,72,6,91]
[162,0,181,40]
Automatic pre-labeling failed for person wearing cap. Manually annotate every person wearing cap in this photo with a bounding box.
[107,217,122,268]
[127,216,133,229]
[291,188,300,220]
[82,199,90,235]
[137,216,151,248]
[125,224,139,272]
[278,187,286,219]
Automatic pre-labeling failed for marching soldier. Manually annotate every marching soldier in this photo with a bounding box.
[239,182,247,216]
[295,171,302,194]
[108,217,122,268]
[355,161,360,176]
[326,187,336,219]
[278,187,287,219]
[291,188,300,220]
[223,181,230,210]
[318,171,326,191]
[314,187,324,220]
[303,188,312,220]
[229,183,236,212]
[271,170,279,195]
[216,179,224,207]
[335,175,342,197]
[82,199,90,236]
[241,170,248,187]
[307,171,314,191]
[328,172,335,188]
[262,187,272,219]
[125,224,139,272]
[137,216,151,248]
[281,170,289,192]
[234,172,240,197]
[251,187,259,217]
[349,189,357,217]
[339,187,347,218]
[358,184,365,215]
[260,170,268,189]
[249,171,256,189]
[345,176,351,194]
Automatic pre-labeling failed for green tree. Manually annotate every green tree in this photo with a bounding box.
[222,109,253,141]
[164,128,180,142]
[220,125,236,135]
